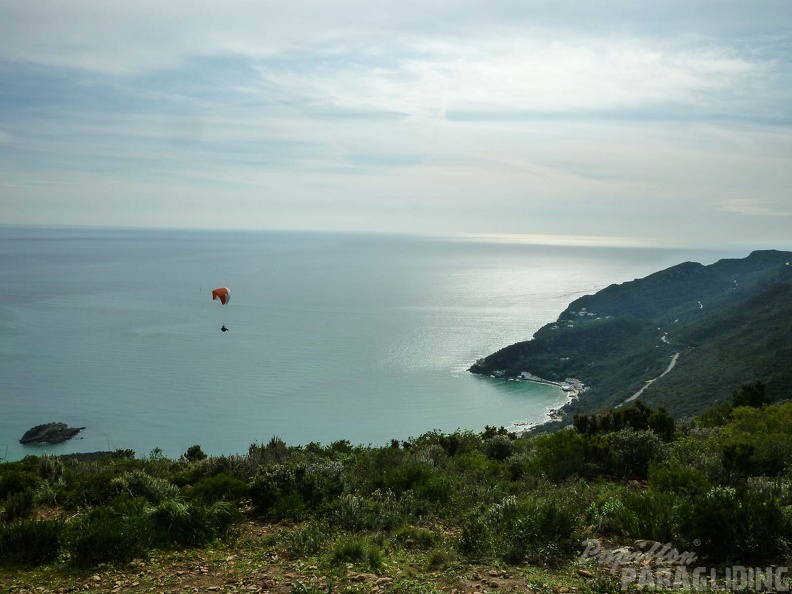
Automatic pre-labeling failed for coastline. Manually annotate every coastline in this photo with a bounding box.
[498,371,588,434]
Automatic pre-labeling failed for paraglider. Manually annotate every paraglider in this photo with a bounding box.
[212,287,230,305]
[212,287,230,331]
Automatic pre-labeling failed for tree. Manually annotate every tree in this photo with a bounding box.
[731,381,770,408]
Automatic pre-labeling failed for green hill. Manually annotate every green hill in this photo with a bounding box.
[469,250,792,419]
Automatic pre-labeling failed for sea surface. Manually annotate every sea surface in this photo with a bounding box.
[0,227,742,461]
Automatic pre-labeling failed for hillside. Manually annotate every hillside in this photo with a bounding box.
[469,250,792,419]
[5,398,792,592]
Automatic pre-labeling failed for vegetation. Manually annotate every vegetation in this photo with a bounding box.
[470,250,792,418]
[2,383,791,592]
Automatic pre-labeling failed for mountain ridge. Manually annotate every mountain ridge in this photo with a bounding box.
[469,249,792,421]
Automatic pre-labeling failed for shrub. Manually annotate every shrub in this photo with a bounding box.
[247,436,291,471]
[459,493,580,563]
[286,521,328,558]
[329,490,416,532]
[719,402,792,477]
[38,454,64,482]
[498,496,579,562]
[483,435,514,461]
[112,470,179,504]
[647,407,677,441]
[586,495,627,535]
[648,462,710,498]
[533,429,586,481]
[0,470,39,501]
[378,459,435,495]
[416,475,452,504]
[149,499,239,548]
[61,466,119,508]
[330,535,383,571]
[688,484,792,563]
[0,518,64,566]
[186,473,250,504]
[458,513,492,561]
[250,461,345,521]
[182,445,207,463]
[608,428,667,479]
[610,490,690,545]
[394,526,438,550]
[65,503,150,567]
[732,381,770,408]
[2,488,36,521]
[172,454,250,487]
[250,467,304,521]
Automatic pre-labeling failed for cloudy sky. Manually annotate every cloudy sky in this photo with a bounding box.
[1,1,791,247]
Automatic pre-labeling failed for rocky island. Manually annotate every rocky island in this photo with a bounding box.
[20,423,85,445]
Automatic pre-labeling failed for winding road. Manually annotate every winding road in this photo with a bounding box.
[620,352,680,406]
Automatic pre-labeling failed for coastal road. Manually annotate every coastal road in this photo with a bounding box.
[620,352,680,406]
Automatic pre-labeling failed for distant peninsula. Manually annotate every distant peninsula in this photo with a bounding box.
[470,250,792,423]
[20,423,85,445]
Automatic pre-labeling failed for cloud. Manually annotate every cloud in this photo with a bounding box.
[1,0,790,75]
[1,1,791,248]
[717,199,792,217]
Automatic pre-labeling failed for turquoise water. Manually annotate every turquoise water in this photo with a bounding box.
[0,228,740,461]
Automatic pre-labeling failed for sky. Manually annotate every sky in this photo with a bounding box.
[1,1,791,248]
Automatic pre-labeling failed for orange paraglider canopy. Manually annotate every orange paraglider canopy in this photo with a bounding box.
[212,287,230,305]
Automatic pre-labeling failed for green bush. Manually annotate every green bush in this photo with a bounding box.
[459,493,580,563]
[416,475,452,504]
[149,499,239,548]
[0,469,39,501]
[38,454,64,482]
[250,467,302,521]
[286,521,328,558]
[250,461,345,521]
[688,484,792,563]
[609,490,690,545]
[498,496,579,562]
[182,445,207,463]
[66,503,150,567]
[458,512,493,561]
[377,458,435,495]
[2,487,36,521]
[61,466,119,508]
[186,473,250,504]
[533,429,586,481]
[247,436,292,471]
[732,381,771,408]
[483,435,514,461]
[329,490,417,532]
[717,402,792,477]
[330,535,383,571]
[394,526,438,550]
[0,518,64,565]
[608,428,667,479]
[112,470,179,504]
[648,462,710,498]
[586,494,627,535]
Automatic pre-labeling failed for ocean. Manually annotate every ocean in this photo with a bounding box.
[0,227,741,461]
